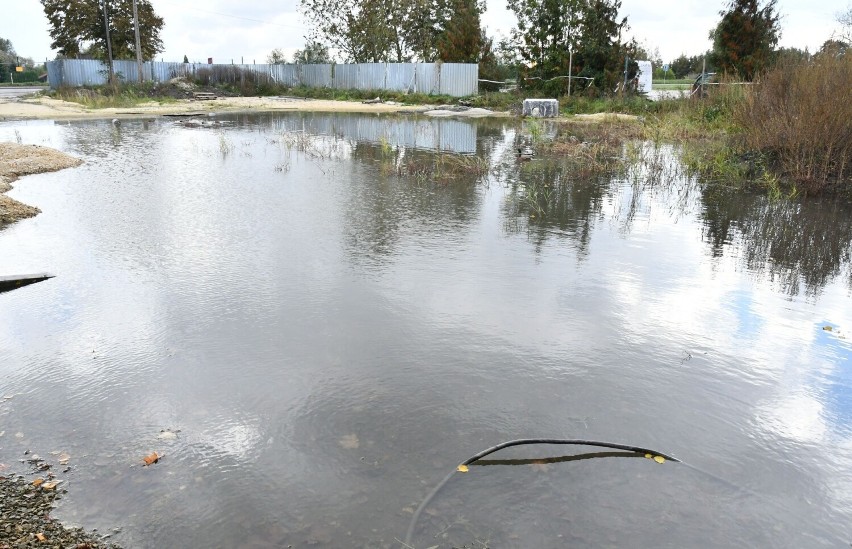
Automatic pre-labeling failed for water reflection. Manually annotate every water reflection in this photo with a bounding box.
[488,133,852,296]
[1,113,851,548]
[700,187,852,296]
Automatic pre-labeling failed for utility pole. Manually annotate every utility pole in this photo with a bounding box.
[102,0,115,87]
[133,0,143,83]
[567,49,573,98]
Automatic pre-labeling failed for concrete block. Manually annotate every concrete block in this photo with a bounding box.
[522,98,558,117]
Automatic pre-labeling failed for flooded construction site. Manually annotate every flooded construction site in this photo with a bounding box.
[1,112,851,548]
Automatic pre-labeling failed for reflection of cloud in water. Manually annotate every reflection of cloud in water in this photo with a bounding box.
[756,391,827,443]
[215,421,263,457]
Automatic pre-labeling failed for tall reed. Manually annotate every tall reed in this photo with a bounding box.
[734,52,852,193]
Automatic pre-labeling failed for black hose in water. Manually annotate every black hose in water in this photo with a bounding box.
[403,438,679,546]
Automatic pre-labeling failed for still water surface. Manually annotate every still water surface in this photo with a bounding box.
[1,113,851,548]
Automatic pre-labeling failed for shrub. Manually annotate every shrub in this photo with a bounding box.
[734,51,852,193]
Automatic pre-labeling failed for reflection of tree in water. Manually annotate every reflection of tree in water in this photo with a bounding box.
[502,159,608,258]
[700,187,852,297]
[497,135,852,297]
[497,133,694,258]
[343,143,484,267]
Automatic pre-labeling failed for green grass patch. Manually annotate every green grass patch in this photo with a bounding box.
[50,83,180,109]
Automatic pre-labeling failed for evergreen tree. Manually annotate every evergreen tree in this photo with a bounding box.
[436,0,484,62]
[507,0,629,93]
[709,0,780,80]
[0,37,14,83]
[574,0,629,91]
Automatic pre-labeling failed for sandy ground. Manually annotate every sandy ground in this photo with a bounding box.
[0,142,83,225]
[0,92,482,121]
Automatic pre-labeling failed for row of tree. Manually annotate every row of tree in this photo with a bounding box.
[34,0,852,94]
[0,37,40,83]
[298,0,634,91]
[40,0,163,61]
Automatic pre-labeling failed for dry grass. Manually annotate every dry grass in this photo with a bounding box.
[734,52,852,194]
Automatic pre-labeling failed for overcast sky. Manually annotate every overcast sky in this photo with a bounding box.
[4,0,847,65]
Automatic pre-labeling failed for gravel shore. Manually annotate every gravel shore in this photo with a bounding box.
[0,473,121,549]
[0,143,83,226]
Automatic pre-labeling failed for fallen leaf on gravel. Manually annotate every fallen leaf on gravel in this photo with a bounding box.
[41,481,59,490]
[32,478,44,487]
[339,434,359,449]
[35,532,46,542]
[142,451,160,465]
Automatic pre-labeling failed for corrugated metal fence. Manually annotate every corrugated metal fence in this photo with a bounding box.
[45,60,478,97]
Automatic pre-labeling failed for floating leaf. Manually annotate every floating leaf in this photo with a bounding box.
[32,478,44,487]
[58,452,71,465]
[653,455,666,464]
[157,431,178,441]
[644,453,652,459]
[823,326,833,332]
[35,533,46,542]
[142,451,160,466]
[457,464,469,473]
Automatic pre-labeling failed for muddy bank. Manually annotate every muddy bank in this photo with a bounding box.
[0,143,83,226]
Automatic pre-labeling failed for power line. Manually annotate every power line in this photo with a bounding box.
[154,0,308,31]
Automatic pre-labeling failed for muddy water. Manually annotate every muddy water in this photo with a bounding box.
[1,113,851,548]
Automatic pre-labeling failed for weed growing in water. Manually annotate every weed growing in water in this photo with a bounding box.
[217,132,234,156]
[378,135,393,157]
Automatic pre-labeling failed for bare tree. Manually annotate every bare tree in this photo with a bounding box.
[838,5,852,43]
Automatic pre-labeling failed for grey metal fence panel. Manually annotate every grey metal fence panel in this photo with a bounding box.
[332,64,359,90]
[270,64,301,87]
[358,63,386,91]
[46,60,475,96]
[112,60,138,83]
[302,64,332,87]
[415,63,440,95]
[46,61,63,87]
[440,63,478,97]
[385,63,415,92]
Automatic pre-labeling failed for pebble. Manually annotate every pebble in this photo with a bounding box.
[0,474,122,548]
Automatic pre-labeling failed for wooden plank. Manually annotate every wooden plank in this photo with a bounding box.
[0,273,55,294]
